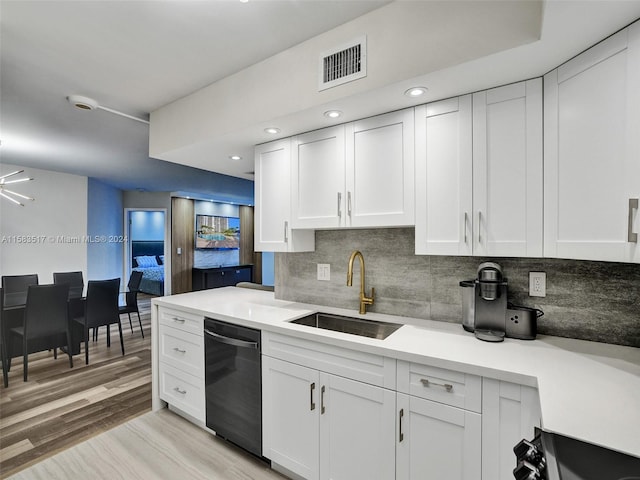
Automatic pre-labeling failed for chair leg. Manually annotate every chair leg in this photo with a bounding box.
[127,313,134,335]
[85,326,89,365]
[54,348,58,360]
[107,325,111,348]
[66,331,74,369]
[1,342,8,388]
[117,321,125,356]
[136,311,144,339]
[23,352,28,382]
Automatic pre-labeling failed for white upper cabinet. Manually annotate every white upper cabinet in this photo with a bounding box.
[415,96,473,255]
[291,109,415,230]
[473,79,543,257]
[544,24,640,263]
[254,139,314,252]
[291,126,346,229]
[347,109,415,228]
[415,79,543,257]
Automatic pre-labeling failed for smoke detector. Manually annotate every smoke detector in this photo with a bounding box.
[67,95,99,110]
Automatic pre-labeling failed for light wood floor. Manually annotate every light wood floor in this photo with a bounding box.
[0,296,153,478]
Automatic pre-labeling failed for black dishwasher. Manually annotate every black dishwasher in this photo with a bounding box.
[204,317,262,458]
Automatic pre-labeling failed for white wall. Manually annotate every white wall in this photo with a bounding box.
[0,164,88,284]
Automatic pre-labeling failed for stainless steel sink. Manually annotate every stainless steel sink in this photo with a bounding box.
[290,312,402,340]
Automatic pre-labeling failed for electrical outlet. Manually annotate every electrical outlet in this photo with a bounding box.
[529,272,546,297]
[317,264,331,281]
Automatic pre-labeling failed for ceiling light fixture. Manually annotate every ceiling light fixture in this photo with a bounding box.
[324,110,342,119]
[0,170,34,206]
[264,127,280,134]
[66,95,150,125]
[404,87,428,98]
[229,155,242,161]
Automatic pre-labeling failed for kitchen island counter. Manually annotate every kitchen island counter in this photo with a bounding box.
[152,287,640,459]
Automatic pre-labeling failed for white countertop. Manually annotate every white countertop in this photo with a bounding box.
[153,287,640,458]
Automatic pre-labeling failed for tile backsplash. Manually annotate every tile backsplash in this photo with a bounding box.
[275,228,640,347]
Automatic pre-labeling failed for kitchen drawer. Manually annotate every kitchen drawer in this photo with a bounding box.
[158,306,203,336]
[262,331,395,389]
[159,362,205,422]
[159,324,204,378]
[397,360,481,413]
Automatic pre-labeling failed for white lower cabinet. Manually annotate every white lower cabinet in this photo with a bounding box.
[396,393,481,480]
[262,355,395,480]
[482,378,541,480]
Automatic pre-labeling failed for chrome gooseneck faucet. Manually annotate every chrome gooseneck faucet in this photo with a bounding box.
[346,250,375,314]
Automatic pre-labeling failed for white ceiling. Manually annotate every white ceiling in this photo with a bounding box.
[2,1,640,201]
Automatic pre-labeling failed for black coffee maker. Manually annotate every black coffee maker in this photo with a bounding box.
[474,262,508,342]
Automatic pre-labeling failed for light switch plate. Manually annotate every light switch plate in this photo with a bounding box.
[529,272,546,297]
[317,264,330,281]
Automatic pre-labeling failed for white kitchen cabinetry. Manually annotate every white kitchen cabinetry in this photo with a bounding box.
[415,79,543,257]
[396,361,482,480]
[262,354,396,480]
[482,378,541,480]
[291,126,346,229]
[157,307,205,422]
[291,109,415,230]
[254,139,314,252]
[544,24,640,263]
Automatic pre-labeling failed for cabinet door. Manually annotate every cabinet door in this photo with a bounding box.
[473,79,543,257]
[319,373,396,480]
[291,126,346,229]
[545,25,640,262]
[254,139,314,252]
[482,379,541,480]
[415,96,473,255]
[262,356,319,480]
[346,109,415,228]
[396,393,481,480]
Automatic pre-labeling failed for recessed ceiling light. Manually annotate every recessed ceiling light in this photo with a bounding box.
[264,127,280,134]
[324,110,342,119]
[229,155,242,161]
[404,87,428,97]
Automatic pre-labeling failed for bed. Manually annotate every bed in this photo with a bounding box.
[131,241,165,296]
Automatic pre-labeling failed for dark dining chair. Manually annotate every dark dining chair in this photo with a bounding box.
[119,271,144,338]
[74,278,123,365]
[9,283,73,382]
[53,271,84,300]
[2,274,39,302]
[1,274,39,372]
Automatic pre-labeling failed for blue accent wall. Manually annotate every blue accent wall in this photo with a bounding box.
[130,210,165,241]
[87,178,123,282]
[262,251,275,286]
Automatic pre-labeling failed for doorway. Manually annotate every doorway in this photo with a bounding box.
[124,209,168,296]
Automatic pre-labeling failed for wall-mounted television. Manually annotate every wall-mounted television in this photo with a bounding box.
[195,215,240,250]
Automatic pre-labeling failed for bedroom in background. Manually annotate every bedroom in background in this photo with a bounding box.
[125,209,167,296]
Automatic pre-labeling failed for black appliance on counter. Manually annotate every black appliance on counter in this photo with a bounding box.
[514,428,640,480]
[204,317,262,458]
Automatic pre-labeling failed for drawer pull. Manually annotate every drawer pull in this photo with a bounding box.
[173,347,187,354]
[629,198,638,243]
[399,408,404,442]
[420,378,453,392]
[172,317,186,324]
[321,385,326,414]
[173,387,187,395]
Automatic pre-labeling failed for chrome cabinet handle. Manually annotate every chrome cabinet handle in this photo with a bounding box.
[337,192,342,218]
[347,191,352,217]
[310,382,316,411]
[399,408,404,442]
[420,378,453,392]
[173,387,187,395]
[629,198,638,243]
[321,385,326,414]
[172,347,186,354]
[172,317,185,324]
[284,221,289,243]
[464,212,469,243]
[478,211,482,245]
[204,329,259,349]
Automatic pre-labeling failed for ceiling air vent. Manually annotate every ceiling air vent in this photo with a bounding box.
[319,35,367,91]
